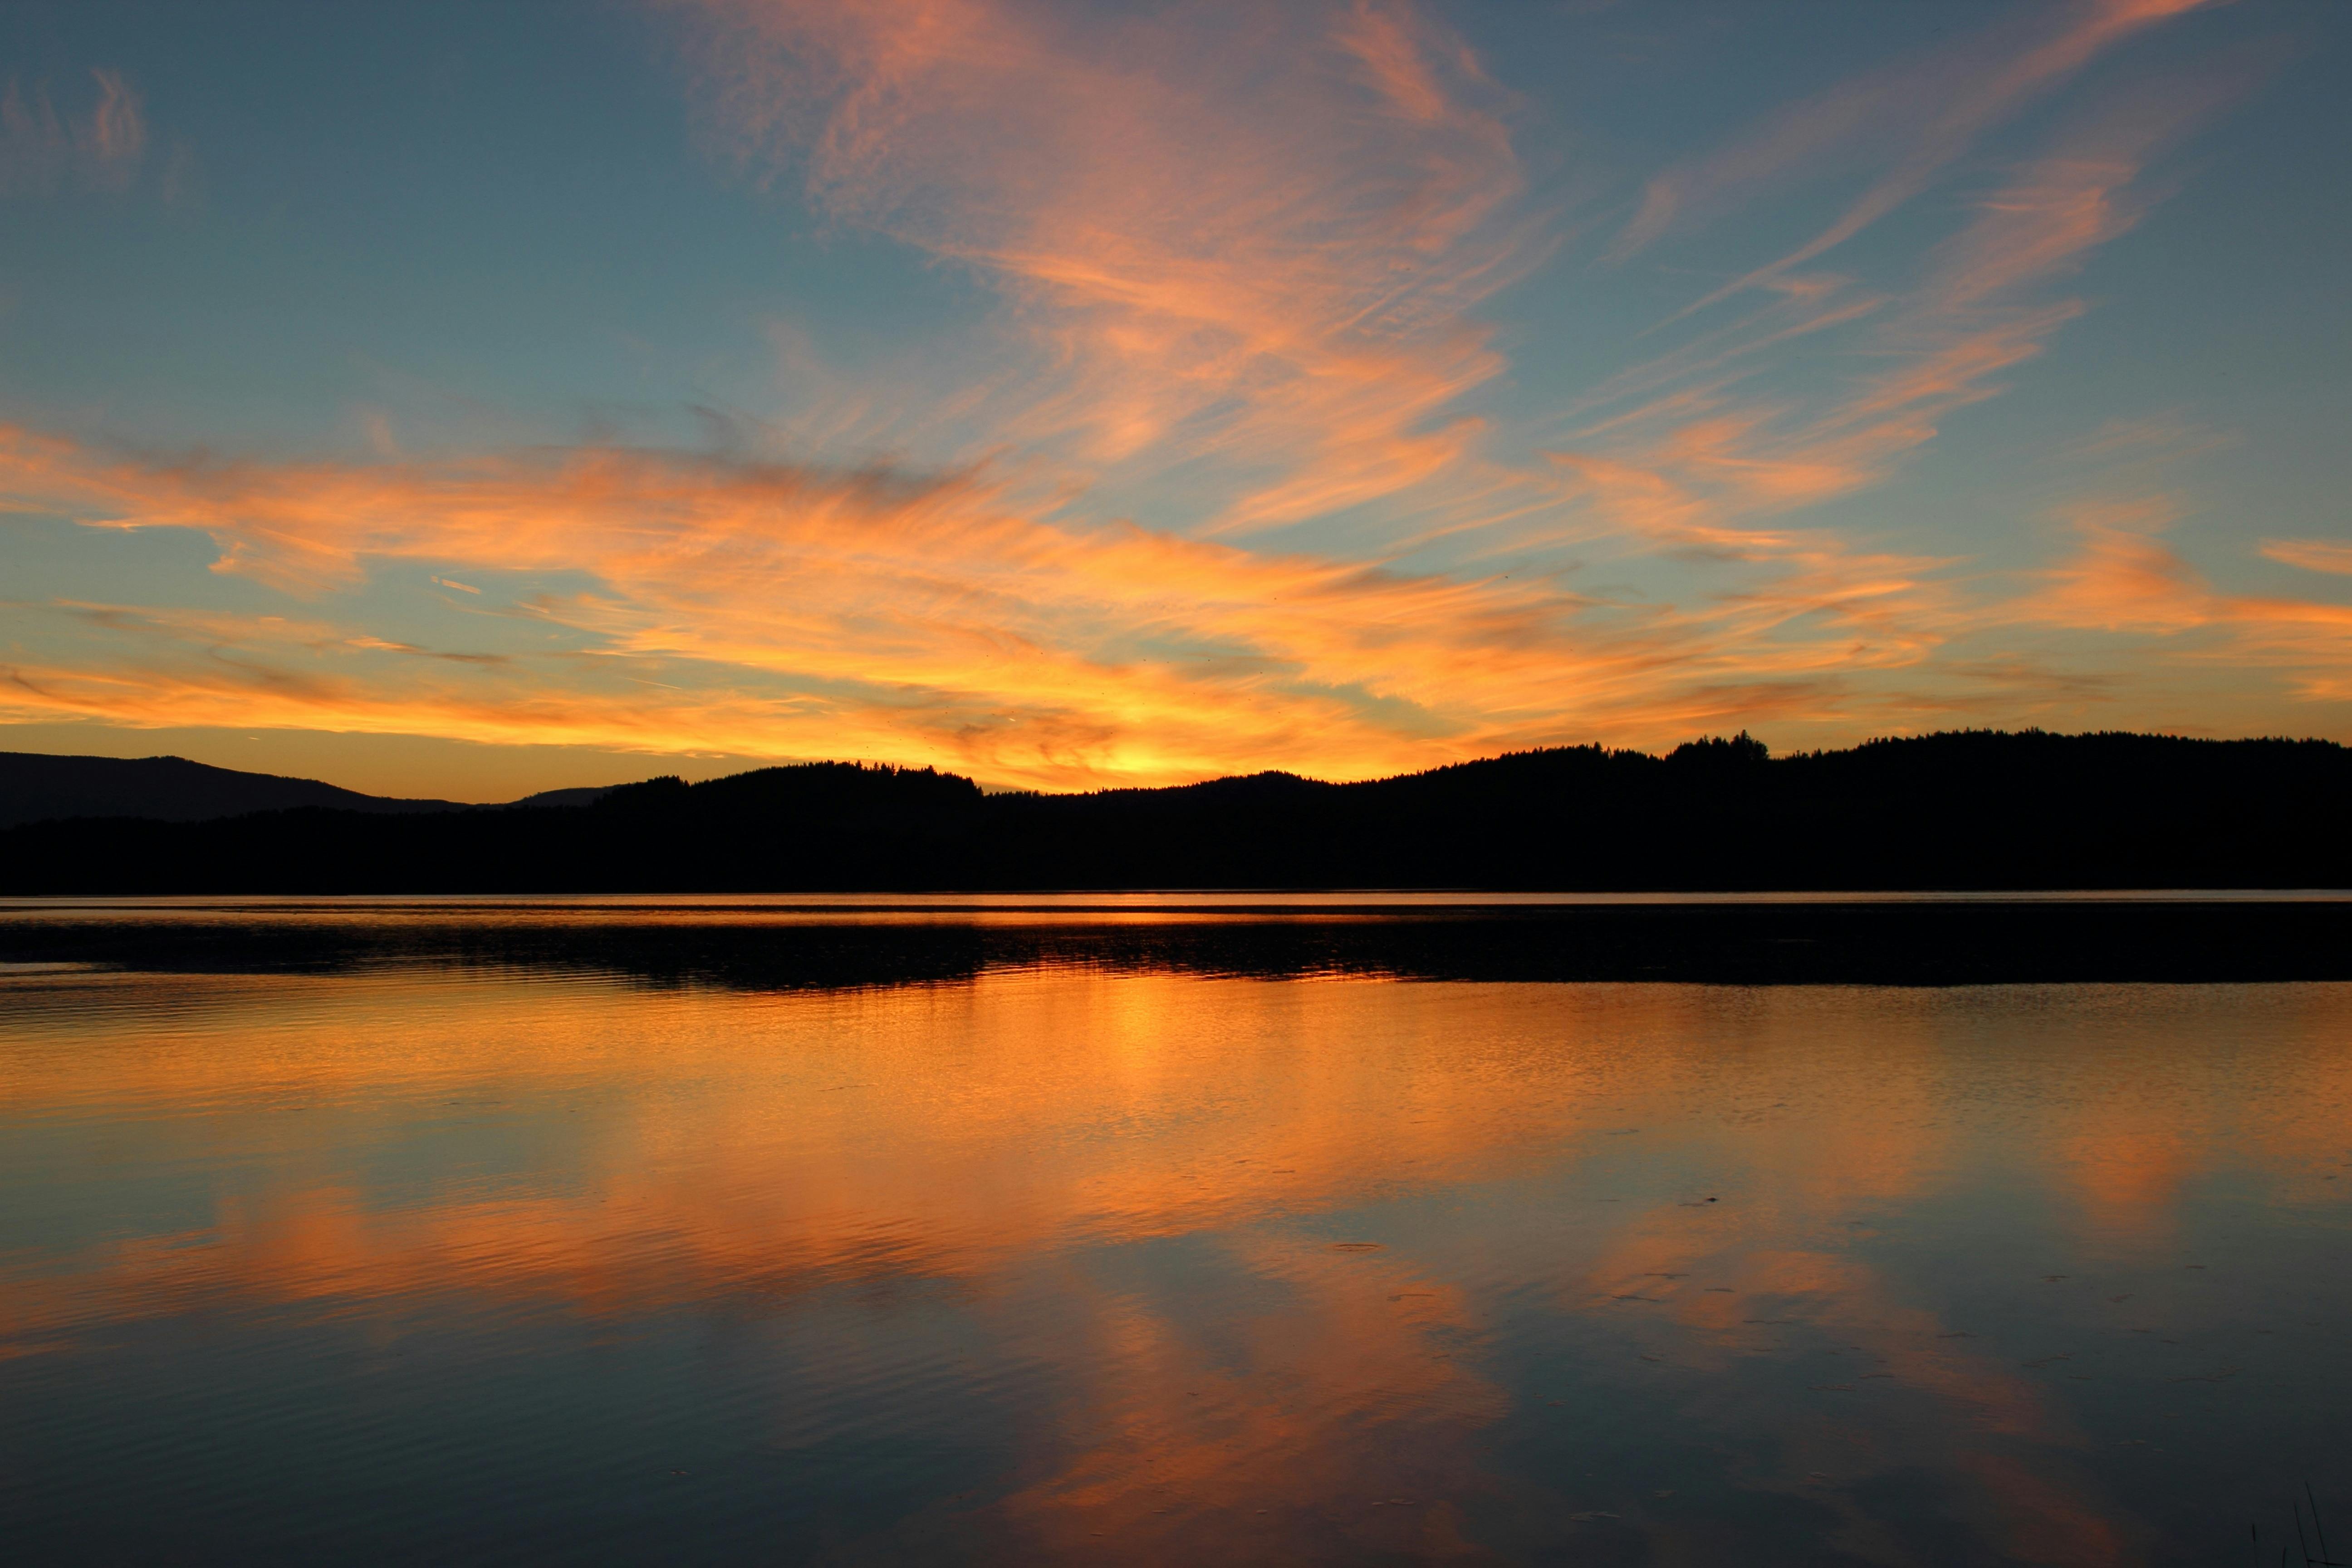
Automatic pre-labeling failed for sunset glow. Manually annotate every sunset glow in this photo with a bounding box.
[3,0,2347,794]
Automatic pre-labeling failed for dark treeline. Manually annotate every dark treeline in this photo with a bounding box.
[5,729,2350,893]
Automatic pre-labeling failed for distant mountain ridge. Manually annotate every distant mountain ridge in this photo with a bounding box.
[3,730,2349,892]
[0,751,614,830]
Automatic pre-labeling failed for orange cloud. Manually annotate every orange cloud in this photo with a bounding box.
[1508,5,2264,729]
[1566,58,2240,529]
[2024,498,2209,634]
[1,6,2333,778]
[25,418,2345,781]
[1524,51,2261,708]
[2009,497,2352,706]
[677,0,1538,542]
[8,418,2083,786]
[1619,0,2213,316]
[2263,539,2352,577]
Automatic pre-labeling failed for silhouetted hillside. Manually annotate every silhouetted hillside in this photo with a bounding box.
[0,751,617,829]
[2,732,2347,893]
[0,752,466,829]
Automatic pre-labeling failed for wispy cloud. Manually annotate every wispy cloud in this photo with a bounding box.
[2262,539,2352,578]
[1611,0,2213,316]
[2016,498,2352,703]
[678,0,1541,540]
[1538,45,2249,637]
[2,2,2331,780]
[0,69,146,196]
[0,423,2027,786]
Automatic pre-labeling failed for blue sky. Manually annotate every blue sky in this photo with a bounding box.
[1,0,2347,797]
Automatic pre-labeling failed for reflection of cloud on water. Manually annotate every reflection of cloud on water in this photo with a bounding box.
[977,1243,1510,1564]
[1571,1223,2123,1562]
[2,969,2347,1558]
[0,970,1619,1343]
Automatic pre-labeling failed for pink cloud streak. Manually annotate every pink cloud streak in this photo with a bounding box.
[678,0,1539,540]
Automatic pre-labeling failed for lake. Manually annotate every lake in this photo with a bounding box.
[3,900,2348,1564]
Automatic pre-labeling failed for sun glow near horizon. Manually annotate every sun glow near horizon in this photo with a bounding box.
[2,0,2348,798]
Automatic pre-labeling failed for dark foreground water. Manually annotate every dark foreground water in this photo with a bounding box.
[2,901,2349,1565]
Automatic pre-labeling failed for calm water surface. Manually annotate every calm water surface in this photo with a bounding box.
[2,931,2348,1564]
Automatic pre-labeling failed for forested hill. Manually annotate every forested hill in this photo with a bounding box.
[0,750,613,829]
[4,730,2349,893]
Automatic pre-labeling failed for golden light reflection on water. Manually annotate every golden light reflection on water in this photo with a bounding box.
[3,967,2349,1564]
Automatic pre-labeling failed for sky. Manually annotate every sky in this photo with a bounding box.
[0,0,2347,800]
